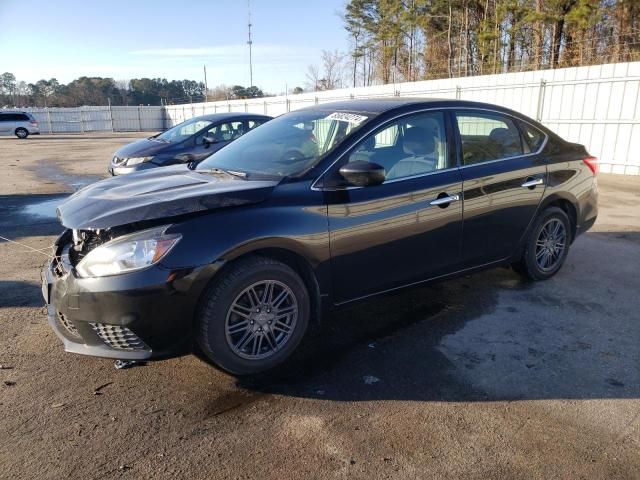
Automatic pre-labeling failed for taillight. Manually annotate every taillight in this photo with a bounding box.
[30,121,37,125]
[583,156,598,175]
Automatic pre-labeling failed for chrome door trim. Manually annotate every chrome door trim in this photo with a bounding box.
[521,178,545,188]
[429,194,460,206]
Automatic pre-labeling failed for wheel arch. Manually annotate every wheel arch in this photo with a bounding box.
[196,240,325,325]
[538,193,578,242]
[512,192,579,262]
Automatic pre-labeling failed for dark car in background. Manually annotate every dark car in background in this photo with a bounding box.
[109,113,271,175]
[44,98,598,376]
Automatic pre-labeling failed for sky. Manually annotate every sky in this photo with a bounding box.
[0,0,348,93]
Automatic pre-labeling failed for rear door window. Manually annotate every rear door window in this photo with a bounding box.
[199,121,245,144]
[247,119,265,131]
[455,112,524,165]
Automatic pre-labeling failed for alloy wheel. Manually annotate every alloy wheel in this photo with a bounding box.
[225,280,298,360]
[535,218,566,272]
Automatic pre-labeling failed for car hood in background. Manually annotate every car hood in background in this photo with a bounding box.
[113,137,174,159]
[56,166,279,230]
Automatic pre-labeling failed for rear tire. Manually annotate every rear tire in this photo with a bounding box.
[15,128,28,139]
[512,207,572,281]
[196,256,310,375]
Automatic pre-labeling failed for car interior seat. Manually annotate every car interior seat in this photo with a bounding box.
[489,127,522,158]
[386,126,437,180]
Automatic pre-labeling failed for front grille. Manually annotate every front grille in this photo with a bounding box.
[57,311,80,338]
[90,323,149,351]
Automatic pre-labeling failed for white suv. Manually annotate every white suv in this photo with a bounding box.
[0,112,40,138]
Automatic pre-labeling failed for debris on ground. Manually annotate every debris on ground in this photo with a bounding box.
[363,375,380,385]
[51,402,66,408]
[114,360,138,370]
[3,380,16,386]
[93,382,113,395]
[0,365,14,370]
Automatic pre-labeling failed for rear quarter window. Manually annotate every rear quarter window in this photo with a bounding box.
[518,121,546,152]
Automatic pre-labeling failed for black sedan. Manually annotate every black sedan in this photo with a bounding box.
[109,113,271,175]
[43,98,598,375]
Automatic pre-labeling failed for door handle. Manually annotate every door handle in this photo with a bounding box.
[429,194,460,207]
[521,177,544,188]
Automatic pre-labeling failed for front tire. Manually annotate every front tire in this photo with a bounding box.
[15,128,28,139]
[513,207,572,281]
[196,256,310,375]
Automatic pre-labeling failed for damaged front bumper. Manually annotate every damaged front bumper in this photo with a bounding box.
[42,231,206,360]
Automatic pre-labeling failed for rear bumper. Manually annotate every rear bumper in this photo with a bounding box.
[42,233,209,360]
[575,178,599,238]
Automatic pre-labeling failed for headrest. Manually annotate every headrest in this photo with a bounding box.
[403,127,435,156]
[489,127,518,145]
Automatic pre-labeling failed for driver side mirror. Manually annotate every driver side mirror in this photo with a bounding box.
[203,135,217,147]
[339,161,385,187]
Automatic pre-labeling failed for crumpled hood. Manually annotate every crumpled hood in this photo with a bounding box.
[57,165,279,230]
[114,137,173,159]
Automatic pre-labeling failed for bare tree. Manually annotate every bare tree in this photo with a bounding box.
[321,49,345,90]
[305,64,321,91]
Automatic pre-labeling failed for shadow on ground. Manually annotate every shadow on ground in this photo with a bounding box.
[225,234,639,406]
[0,281,45,307]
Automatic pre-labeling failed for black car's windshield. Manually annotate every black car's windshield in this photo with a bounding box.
[196,110,373,177]
[156,117,213,143]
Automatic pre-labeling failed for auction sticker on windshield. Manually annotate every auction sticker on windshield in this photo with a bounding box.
[325,112,368,124]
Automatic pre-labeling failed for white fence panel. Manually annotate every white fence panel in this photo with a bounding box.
[10,61,640,174]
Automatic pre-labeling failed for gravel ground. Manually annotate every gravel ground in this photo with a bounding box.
[0,133,639,480]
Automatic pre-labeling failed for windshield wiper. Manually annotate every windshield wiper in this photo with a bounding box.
[204,167,248,179]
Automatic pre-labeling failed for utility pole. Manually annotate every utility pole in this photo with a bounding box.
[247,0,253,87]
[203,65,208,102]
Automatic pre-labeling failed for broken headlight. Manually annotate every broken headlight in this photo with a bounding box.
[75,226,180,278]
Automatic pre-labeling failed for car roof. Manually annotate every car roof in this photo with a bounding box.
[191,112,272,122]
[298,98,521,116]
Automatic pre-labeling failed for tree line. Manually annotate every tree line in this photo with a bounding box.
[0,73,267,108]
[338,0,639,87]
[3,1,638,105]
